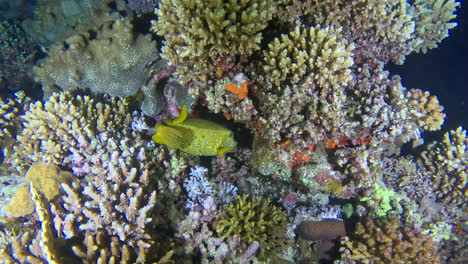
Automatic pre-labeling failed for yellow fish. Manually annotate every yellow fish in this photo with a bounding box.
[152,105,236,157]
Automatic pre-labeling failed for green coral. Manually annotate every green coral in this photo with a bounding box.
[215,194,287,260]
[421,127,468,206]
[361,183,404,217]
[152,0,281,82]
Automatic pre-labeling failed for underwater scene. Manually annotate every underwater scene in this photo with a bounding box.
[0,0,466,263]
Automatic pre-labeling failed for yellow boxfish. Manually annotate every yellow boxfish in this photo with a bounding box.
[152,105,236,157]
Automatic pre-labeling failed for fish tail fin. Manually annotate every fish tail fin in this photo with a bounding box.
[152,123,188,150]
[171,105,188,124]
[216,147,231,158]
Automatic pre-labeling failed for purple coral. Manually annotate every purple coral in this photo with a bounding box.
[183,166,215,210]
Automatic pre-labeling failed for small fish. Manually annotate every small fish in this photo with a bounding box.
[152,105,236,157]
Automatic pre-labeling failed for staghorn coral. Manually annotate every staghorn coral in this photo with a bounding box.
[0,183,162,264]
[338,215,442,263]
[33,18,165,116]
[0,91,31,147]
[261,24,354,94]
[277,0,460,64]
[215,194,288,260]
[152,0,281,83]
[410,0,460,53]
[5,92,133,174]
[421,127,468,207]
[404,88,445,131]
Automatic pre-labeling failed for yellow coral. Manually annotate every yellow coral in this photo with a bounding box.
[405,88,445,131]
[421,127,468,206]
[5,162,74,217]
[262,24,354,95]
[152,0,281,82]
[215,194,287,260]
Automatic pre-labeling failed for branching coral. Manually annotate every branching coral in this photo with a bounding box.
[404,88,446,131]
[0,91,30,147]
[410,0,461,53]
[421,127,468,206]
[152,0,281,82]
[215,194,287,260]
[339,215,442,263]
[5,92,133,174]
[261,24,354,93]
[33,18,164,116]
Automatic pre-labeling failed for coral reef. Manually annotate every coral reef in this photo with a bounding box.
[5,92,134,173]
[126,0,160,14]
[295,219,346,241]
[0,91,30,149]
[21,0,129,45]
[33,18,164,116]
[0,0,465,263]
[410,0,461,53]
[421,127,468,207]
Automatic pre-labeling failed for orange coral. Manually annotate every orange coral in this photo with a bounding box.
[225,81,251,100]
[324,140,337,149]
[289,150,312,168]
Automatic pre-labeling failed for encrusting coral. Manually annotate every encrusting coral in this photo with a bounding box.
[4,162,74,217]
[33,18,165,116]
[421,127,468,207]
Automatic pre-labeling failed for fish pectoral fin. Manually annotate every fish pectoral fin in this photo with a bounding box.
[171,105,188,125]
[216,147,231,158]
[152,125,188,150]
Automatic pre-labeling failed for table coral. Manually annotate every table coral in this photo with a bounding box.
[421,127,468,207]
[33,18,165,116]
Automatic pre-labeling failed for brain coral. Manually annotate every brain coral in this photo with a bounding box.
[33,18,164,116]
[152,0,281,82]
[421,127,468,207]
[215,194,287,260]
